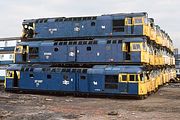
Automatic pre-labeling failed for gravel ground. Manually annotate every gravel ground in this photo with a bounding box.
[0,82,180,120]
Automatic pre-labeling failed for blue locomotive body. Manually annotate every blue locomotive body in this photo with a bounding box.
[15,37,146,64]
[5,64,142,96]
[22,12,147,39]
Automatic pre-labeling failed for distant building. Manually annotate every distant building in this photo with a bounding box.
[174,48,180,78]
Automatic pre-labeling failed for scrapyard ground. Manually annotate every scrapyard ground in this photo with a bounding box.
[0,82,180,120]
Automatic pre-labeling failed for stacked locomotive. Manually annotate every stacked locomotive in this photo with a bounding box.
[5,12,176,99]
[0,38,20,81]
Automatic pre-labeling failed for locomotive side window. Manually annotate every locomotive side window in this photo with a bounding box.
[29,73,34,78]
[47,74,51,79]
[105,75,118,89]
[29,47,39,54]
[80,76,86,80]
[29,47,39,59]
[87,46,91,51]
[91,22,96,26]
[113,20,124,26]
[54,47,59,52]
[113,19,125,32]
[105,75,118,83]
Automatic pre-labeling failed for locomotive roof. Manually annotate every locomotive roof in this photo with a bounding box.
[23,12,147,23]
[7,64,144,74]
[88,65,144,74]
[18,37,146,46]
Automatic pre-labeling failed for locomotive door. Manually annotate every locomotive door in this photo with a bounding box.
[13,71,20,88]
[60,73,76,91]
[6,71,20,88]
[77,73,89,92]
[67,46,77,62]
[122,42,131,61]
[119,74,128,93]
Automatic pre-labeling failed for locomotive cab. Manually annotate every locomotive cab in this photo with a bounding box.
[122,41,149,64]
[132,16,150,37]
[119,72,148,97]
[22,22,35,39]
[5,70,20,89]
[14,45,29,63]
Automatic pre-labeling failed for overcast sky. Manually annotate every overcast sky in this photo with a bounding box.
[0,0,179,48]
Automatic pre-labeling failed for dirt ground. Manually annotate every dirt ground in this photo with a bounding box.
[0,82,180,120]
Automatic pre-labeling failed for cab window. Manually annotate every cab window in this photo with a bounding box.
[129,75,138,81]
[131,43,141,51]
[121,75,127,81]
[134,17,143,24]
